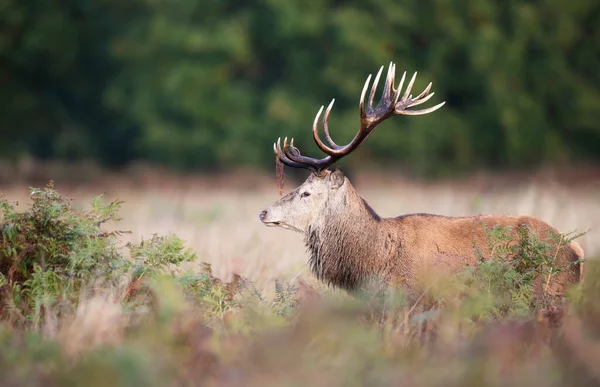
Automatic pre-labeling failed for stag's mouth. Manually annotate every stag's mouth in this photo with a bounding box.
[259,210,280,226]
[259,210,302,232]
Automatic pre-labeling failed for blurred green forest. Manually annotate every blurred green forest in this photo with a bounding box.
[1,0,599,176]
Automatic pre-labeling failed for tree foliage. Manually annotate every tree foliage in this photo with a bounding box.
[1,0,599,175]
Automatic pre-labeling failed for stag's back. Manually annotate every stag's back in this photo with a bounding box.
[384,213,583,297]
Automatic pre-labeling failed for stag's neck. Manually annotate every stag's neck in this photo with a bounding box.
[304,192,391,291]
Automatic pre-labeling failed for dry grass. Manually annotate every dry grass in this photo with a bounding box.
[1,168,598,292]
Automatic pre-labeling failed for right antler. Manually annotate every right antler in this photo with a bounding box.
[274,62,445,173]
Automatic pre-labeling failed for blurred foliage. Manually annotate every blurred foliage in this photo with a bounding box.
[1,0,599,176]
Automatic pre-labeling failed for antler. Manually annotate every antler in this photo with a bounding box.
[274,62,445,173]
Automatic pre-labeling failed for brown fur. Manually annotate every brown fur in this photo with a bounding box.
[262,170,584,299]
[313,181,582,296]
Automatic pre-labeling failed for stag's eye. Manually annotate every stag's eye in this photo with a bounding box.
[300,192,311,198]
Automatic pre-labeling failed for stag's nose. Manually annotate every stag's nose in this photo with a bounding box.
[259,210,268,222]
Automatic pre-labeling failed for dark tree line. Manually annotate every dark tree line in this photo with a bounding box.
[1,0,599,176]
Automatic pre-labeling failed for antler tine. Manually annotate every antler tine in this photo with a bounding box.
[359,73,372,117]
[394,71,407,105]
[274,137,314,169]
[382,62,396,102]
[400,72,418,102]
[407,91,436,108]
[282,135,335,169]
[286,138,306,159]
[413,81,433,101]
[283,137,299,160]
[289,138,298,154]
[312,105,334,154]
[395,76,447,115]
[322,99,339,149]
[397,101,446,116]
[368,65,384,112]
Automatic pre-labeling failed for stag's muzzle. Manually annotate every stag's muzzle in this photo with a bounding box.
[259,208,281,226]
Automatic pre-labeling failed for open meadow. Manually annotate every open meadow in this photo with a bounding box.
[1,166,600,386]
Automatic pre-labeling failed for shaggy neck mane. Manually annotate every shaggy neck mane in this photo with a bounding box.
[305,188,386,290]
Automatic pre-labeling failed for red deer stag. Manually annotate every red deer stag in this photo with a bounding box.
[259,62,584,300]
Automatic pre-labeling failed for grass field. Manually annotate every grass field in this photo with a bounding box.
[1,166,599,386]
[6,167,598,283]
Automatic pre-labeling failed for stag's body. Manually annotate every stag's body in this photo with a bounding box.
[260,62,584,299]
[299,172,582,297]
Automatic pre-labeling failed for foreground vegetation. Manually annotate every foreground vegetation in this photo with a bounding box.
[0,182,598,386]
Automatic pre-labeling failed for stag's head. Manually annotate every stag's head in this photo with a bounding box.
[259,168,346,233]
[259,62,445,233]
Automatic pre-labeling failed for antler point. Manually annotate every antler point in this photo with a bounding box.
[360,73,372,108]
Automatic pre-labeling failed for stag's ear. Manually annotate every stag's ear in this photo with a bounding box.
[327,167,345,189]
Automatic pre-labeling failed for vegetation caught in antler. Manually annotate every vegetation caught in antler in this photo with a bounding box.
[275,153,285,197]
